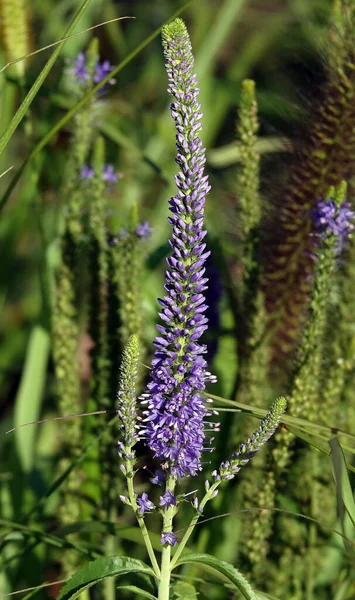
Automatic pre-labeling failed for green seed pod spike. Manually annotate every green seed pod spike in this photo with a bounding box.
[0,0,30,79]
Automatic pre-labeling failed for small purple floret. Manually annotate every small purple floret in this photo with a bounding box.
[136,493,155,515]
[159,490,177,508]
[160,532,178,546]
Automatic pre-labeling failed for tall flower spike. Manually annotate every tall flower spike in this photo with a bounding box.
[142,18,216,479]
[117,335,140,463]
[218,397,287,481]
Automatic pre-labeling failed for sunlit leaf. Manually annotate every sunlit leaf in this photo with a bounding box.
[174,553,257,600]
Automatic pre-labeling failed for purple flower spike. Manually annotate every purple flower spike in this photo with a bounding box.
[140,19,217,479]
[80,165,95,179]
[311,198,355,253]
[136,221,153,239]
[159,490,177,508]
[160,532,178,546]
[136,493,155,515]
[102,164,119,184]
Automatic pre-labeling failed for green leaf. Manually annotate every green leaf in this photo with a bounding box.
[173,581,199,598]
[116,586,157,599]
[57,556,156,600]
[14,325,50,471]
[255,591,281,600]
[207,137,289,168]
[174,553,257,600]
[329,437,355,527]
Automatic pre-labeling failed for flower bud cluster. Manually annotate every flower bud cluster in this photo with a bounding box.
[218,397,287,481]
[117,335,140,463]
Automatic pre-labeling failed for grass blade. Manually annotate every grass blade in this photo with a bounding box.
[329,437,355,527]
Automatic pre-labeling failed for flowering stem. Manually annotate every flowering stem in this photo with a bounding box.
[126,475,161,578]
[170,481,220,569]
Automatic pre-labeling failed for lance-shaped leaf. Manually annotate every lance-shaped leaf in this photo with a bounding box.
[57,556,156,600]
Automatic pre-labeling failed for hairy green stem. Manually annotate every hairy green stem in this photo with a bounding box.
[126,475,161,577]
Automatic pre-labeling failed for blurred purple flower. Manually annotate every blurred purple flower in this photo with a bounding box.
[135,221,153,239]
[72,52,89,82]
[94,59,114,83]
[80,165,95,179]
[312,198,355,252]
[102,164,119,184]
